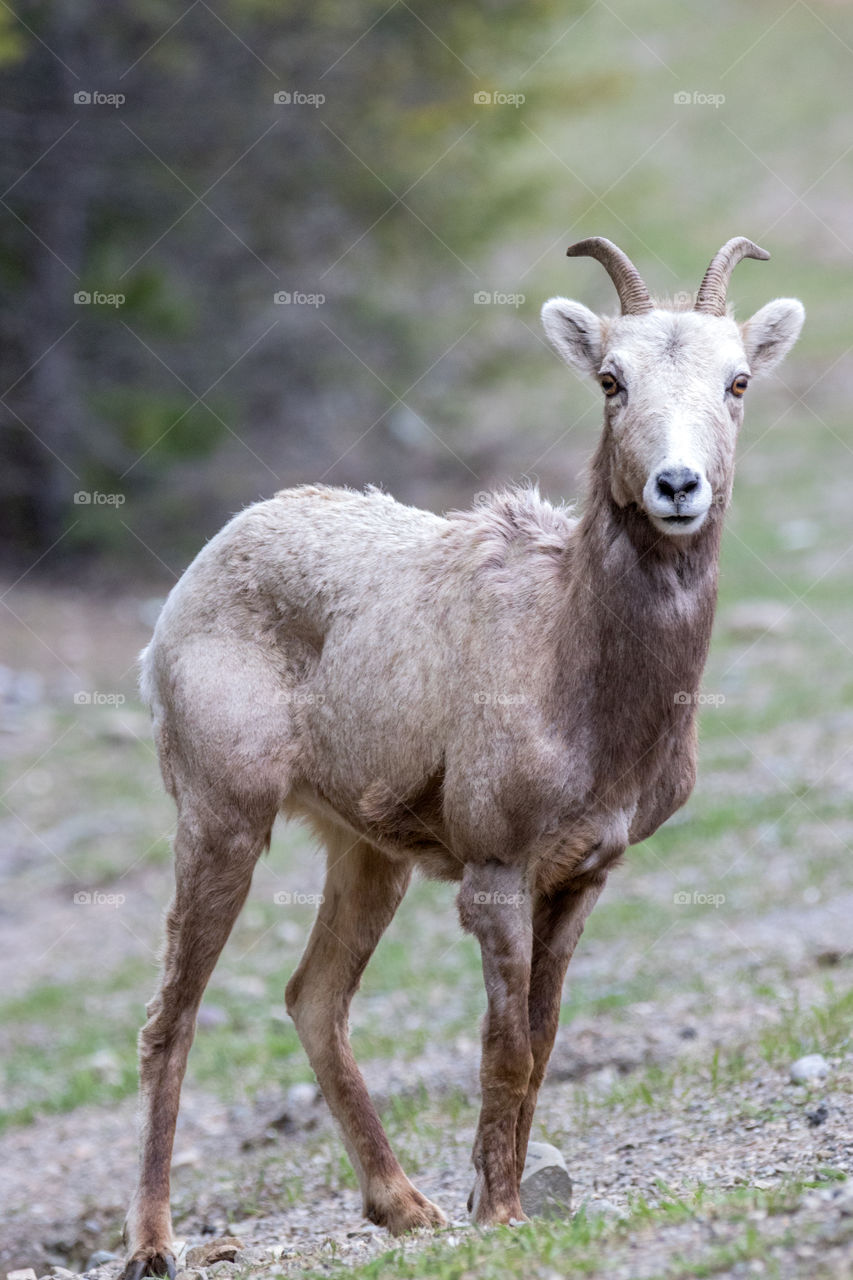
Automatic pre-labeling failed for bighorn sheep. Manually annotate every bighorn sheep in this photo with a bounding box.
[123,237,804,1278]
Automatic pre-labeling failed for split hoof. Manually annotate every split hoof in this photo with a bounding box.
[122,1251,176,1280]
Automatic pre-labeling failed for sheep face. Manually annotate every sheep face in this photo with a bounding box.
[541,295,804,537]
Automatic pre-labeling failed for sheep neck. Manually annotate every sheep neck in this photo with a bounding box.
[551,436,723,799]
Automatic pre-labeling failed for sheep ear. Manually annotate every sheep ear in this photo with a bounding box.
[741,298,804,375]
[541,298,603,375]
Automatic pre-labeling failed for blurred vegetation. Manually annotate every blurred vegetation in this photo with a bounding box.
[1,0,850,577]
[0,0,593,569]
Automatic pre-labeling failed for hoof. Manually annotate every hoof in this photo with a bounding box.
[122,1252,176,1280]
[468,1174,526,1227]
[366,1180,447,1235]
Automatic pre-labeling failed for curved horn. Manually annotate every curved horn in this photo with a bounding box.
[694,237,770,315]
[566,237,653,316]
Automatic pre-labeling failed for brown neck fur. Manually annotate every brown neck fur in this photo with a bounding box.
[552,433,723,788]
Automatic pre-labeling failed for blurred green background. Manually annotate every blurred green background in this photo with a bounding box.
[1,0,848,578]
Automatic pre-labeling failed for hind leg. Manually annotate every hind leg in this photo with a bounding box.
[286,827,445,1234]
[123,800,275,1279]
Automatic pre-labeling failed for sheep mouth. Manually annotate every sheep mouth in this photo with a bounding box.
[648,508,710,537]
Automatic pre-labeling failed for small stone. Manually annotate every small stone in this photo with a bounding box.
[85,1051,121,1085]
[520,1141,572,1219]
[806,1104,829,1127]
[726,600,790,638]
[287,1081,320,1112]
[185,1237,244,1267]
[8,1271,39,1280]
[835,1185,853,1216]
[197,1003,229,1030]
[580,1198,624,1223]
[225,1222,253,1238]
[84,1253,119,1272]
[779,519,818,551]
[790,1054,830,1085]
[172,1149,200,1168]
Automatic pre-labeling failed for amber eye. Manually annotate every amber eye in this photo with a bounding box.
[599,373,620,397]
[730,374,749,398]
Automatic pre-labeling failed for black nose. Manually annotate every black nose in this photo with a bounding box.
[656,467,701,503]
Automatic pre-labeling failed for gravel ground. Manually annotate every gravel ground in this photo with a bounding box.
[2,987,852,1277]
[2,586,852,1280]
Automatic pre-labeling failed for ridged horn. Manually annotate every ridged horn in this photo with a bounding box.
[694,237,770,315]
[566,237,653,315]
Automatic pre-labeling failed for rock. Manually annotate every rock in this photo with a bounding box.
[197,1003,229,1030]
[580,1198,624,1223]
[806,1103,829,1127]
[83,1253,119,1272]
[185,1238,244,1267]
[172,1148,200,1168]
[225,1222,253,1238]
[779,519,818,550]
[834,1183,853,1216]
[287,1081,320,1113]
[8,1270,39,1280]
[85,1051,121,1086]
[790,1054,830,1085]
[725,600,790,638]
[246,1081,322,1145]
[520,1142,572,1220]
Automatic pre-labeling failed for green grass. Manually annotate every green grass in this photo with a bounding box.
[0,959,150,1130]
[298,1178,850,1280]
[758,982,853,1067]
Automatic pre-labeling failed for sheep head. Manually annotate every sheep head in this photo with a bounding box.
[542,237,804,537]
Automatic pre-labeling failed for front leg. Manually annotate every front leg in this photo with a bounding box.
[515,874,607,1176]
[458,861,533,1226]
